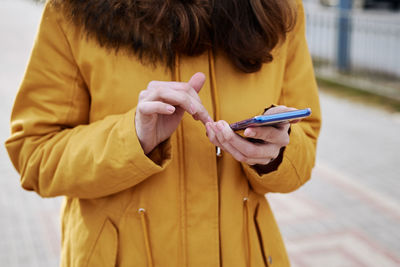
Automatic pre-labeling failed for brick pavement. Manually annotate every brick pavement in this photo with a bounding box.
[1,0,399,266]
[269,160,400,267]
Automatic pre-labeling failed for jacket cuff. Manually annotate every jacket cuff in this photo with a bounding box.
[242,124,305,193]
[122,108,172,177]
[146,139,172,167]
[251,146,285,175]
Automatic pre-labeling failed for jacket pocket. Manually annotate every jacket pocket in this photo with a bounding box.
[253,203,269,267]
[254,199,291,267]
[87,218,118,267]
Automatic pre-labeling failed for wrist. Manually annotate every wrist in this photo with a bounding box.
[252,146,285,175]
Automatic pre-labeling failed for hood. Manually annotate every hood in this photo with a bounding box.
[50,0,293,73]
[51,0,212,68]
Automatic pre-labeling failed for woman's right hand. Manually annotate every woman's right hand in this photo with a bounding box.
[135,72,212,154]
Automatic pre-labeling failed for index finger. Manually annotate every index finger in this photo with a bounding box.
[148,81,202,102]
[192,101,213,124]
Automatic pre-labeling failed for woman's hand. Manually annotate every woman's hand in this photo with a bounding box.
[205,106,298,165]
[135,72,212,154]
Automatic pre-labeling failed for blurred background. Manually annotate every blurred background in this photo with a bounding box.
[0,0,399,266]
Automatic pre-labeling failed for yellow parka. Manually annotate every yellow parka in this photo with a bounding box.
[5,0,321,266]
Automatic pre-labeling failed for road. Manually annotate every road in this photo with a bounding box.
[1,0,399,266]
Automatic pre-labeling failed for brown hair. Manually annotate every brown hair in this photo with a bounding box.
[52,0,297,73]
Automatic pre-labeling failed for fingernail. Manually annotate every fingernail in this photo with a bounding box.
[167,105,175,113]
[207,116,213,123]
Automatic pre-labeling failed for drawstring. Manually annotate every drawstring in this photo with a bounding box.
[138,208,154,267]
[170,52,222,265]
[208,50,220,122]
[243,198,251,267]
[208,50,222,157]
[172,53,181,83]
[173,54,188,267]
[137,57,187,267]
[137,53,243,266]
[209,51,253,266]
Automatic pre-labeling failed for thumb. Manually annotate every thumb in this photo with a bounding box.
[188,72,206,93]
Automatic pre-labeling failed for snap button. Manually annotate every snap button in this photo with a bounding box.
[268,255,272,265]
[243,197,249,202]
[138,208,146,213]
[216,146,222,157]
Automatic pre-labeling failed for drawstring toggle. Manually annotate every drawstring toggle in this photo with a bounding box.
[216,146,222,157]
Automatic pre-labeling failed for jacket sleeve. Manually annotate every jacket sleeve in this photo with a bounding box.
[242,0,322,194]
[4,3,172,199]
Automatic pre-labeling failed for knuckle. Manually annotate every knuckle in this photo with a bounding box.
[175,91,187,102]
[147,81,159,89]
[194,98,203,105]
[181,83,191,92]
[209,135,216,143]
[153,86,162,96]
[137,102,145,113]
[237,155,246,163]
[225,131,234,142]
[283,135,290,146]
[262,159,271,165]
[198,109,207,118]
[138,90,148,100]
[210,136,219,145]
[243,158,253,165]
[243,146,255,157]
[272,150,280,159]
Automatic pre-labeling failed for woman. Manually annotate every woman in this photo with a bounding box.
[6,0,321,266]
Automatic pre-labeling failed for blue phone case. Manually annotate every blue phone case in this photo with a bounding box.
[230,108,311,131]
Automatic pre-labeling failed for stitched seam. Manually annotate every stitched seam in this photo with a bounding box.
[253,204,269,267]
[85,218,108,267]
[65,69,80,123]
[283,154,302,187]
[53,7,86,124]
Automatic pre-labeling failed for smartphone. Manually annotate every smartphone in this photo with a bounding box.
[230,108,311,131]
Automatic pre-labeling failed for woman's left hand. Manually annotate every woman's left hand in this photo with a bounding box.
[205,106,298,165]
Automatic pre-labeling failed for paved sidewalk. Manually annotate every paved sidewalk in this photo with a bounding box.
[0,1,62,266]
[269,96,400,265]
[1,0,399,266]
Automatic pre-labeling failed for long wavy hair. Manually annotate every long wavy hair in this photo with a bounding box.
[51,0,297,73]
